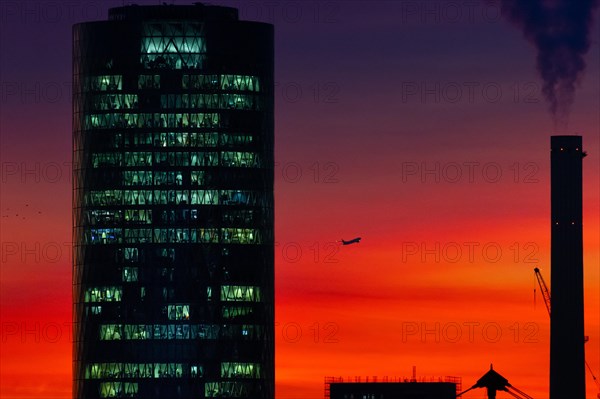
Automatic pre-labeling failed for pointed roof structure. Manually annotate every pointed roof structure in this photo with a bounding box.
[457,365,533,399]
[473,364,509,390]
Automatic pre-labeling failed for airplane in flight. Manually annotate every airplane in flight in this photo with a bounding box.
[340,237,361,245]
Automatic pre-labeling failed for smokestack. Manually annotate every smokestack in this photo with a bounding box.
[550,135,585,399]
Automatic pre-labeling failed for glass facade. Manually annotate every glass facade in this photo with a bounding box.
[73,4,273,399]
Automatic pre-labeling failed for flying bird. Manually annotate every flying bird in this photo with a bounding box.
[340,237,361,245]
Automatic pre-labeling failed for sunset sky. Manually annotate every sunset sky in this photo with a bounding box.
[1,1,599,398]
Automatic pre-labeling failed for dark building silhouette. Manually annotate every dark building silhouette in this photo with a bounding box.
[329,382,457,399]
[550,135,585,399]
[72,4,273,398]
[325,375,461,399]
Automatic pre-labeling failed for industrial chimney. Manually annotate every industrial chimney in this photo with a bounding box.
[550,135,585,399]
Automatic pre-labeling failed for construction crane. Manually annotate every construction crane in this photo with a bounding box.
[533,267,551,315]
[533,267,600,398]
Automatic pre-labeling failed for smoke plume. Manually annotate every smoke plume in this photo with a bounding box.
[501,0,599,131]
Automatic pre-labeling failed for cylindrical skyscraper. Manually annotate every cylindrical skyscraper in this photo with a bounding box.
[550,135,585,399]
[73,4,273,398]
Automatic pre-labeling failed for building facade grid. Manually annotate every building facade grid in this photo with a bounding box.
[73,5,274,398]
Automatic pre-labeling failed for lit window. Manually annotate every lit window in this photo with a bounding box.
[87,75,122,91]
[220,286,261,302]
[99,382,137,397]
[168,304,190,320]
[92,153,122,167]
[124,325,150,340]
[221,228,261,244]
[92,94,137,110]
[123,229,152,243]
[85,287,122,302]
[99,325,122,340]
[122,171,153,186]
[122,267,138,282]
[124,210,152,224]
[221,152,259,167]
[90,306,102,315]
[154,363,183,378]
[87,363,123,379]
[123,247,139,262]
[191,365,204,378]
[222,306,253,319]
[220,75,260,92]
[221,362,261,378]
[205,382,250,397]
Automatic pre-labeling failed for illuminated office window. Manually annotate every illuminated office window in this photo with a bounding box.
[123,190,152,205]
[220,75,260,92]
[182,74,219,89]
[222,306,253,320]
[191,171,205,186]
[190,365,204,378]
[193,132,218,147]
[86,191,123,206]
[205,382,250,398]
[92,153,122,167]
[190,152,218,166]
[123,229,152,243]
[220,190,258,206]
[85,286,122,302]
[123,247,140,262]
[190,190,218,205]
[87,228,122,244]
[221,228,261,244]
[122,267,138,282]
[86,75,123,91]
[193,228,219,243]
[122,171,152,186]
[87,209,123,225]
[220,134,254,147]
[124,324,151,340]
[99,382,138,397]
[220,286,261,302]
[124,210,152,224]
[86,363,123,379]
[90,306,102,315]
[141,22,207,70]
[92,94,137,110]
[124,152,152,166]
[154,363,183,378]
[124,363,153,378]
[167,304,190,320]
[221,362,261,378]
[221,152,259,167]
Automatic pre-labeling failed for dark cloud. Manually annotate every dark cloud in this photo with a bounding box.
[501,0,599,131]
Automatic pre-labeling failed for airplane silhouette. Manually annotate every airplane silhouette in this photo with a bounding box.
[340,237,361,245]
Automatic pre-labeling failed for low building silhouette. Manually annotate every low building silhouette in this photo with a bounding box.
[325,375,460,399]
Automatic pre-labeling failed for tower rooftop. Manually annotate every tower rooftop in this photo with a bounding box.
[108,3,239,22]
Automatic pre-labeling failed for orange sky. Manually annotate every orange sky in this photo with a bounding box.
[1,152,599,398]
